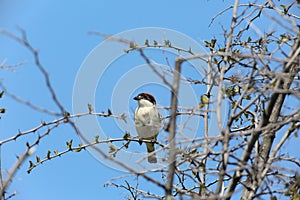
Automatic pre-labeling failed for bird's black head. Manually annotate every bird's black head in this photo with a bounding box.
[133,93,156,105]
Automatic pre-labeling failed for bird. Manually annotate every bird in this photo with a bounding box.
[133,92,161,163]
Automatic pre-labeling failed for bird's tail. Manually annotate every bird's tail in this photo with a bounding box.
[145,142,157,163]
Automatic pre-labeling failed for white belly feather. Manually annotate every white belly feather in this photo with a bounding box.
[134,106,161,139]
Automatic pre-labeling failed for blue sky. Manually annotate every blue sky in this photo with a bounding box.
[1,1,299,200]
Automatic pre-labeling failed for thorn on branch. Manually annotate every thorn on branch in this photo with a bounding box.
[107,109,112,116]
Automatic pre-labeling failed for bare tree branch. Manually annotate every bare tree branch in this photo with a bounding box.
[165,57,183,199]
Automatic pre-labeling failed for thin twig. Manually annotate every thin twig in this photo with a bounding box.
[215,0,240,195]
[0,147,32,198]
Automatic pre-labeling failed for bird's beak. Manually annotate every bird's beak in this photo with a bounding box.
[133,96,139,101]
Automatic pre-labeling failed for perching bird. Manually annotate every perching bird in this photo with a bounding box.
[133,93,161,163]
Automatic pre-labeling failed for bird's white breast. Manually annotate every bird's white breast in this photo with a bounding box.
[134,106,161,139]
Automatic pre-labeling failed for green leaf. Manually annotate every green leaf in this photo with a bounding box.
[88,103,94,113]
[64,111,70,118]
[164,40,171,46]
[213,57,218,64]
[144,39,149,46]
[93,135,100,143]
[277,34,290,44]
[124,141,130,149]
[123,132,130,139]
[29,160,34,168]
[233,49,240,54]
[66,139,73,150]
[129,41,135,48]
[247,36,252,43]
[280,4,287,14]
[36,156,41,163]
[210,39,216,48]
[46,150,51,159]
[54,150,59,155]
[75,146,82,152]
[189,148,197,154]
[204,40,210,47]
[258,37,263,45]
[198,162,205,168]
[226,85,240,97]
[153,40,158,46]
[271,79,277,87]
[109,144,118,156]
[192,169,198,176]
[243,95,251,100]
